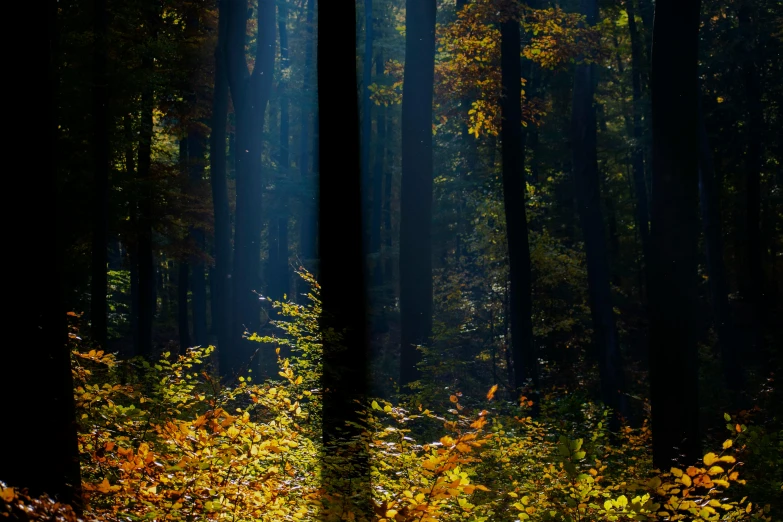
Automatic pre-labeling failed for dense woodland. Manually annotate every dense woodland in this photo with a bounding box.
[3,0,782,520]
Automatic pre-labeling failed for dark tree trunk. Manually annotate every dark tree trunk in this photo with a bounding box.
[362,0,374,253]
[456,0,477,260]
[178,260,190,353]
[383,114,394,292]
[626,0,651,282]
[500,10,536,391]
[7,0,84,507]
[698,99,743,393]
[318,0,370,514]
[648,0,701,468]
[136,5,159,359]
[188,130,208,347]
[737,4,765,343]
[271,0,290,309]
[90,0,109,347]
[572,0,626,421]
[298,0,317,277]
[210,0,232,361]
[224,0,275,378]
[370,52,385,286]
[400,0,436,388]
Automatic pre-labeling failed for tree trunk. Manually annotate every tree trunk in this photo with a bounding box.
[500,9,537,391]
[698,98,743,392]
[737,4,765,346]
[626,0,651,284]
[318,0,370,514]
[7,0,84,507]
[210,0,232,362]
[298,0,317,278]
[362,0,374,253]
[572,0,626,421]
[399,0,436,388]
[272,0,290,307]
[224,0,276,378]
[136,5,159,359]
[383,113,394,293]
[188,131,208,347]
[648,0,701,468]
[91,0,109,347]
[370,51,385,286]
[178,260,190,353]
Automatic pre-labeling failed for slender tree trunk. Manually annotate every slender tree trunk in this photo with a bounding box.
[185,11,208,348]
[648,0,701,468]
[626,0,651,284]
[224,0,275,378]
[383,114,394,292]
[275,0,290,305]
[399,0,437,388]
[210,0,232,362]
[362,0,374,253]
[188,132,208,347]
[298,0,317,277]
[737,4,765,345]
[318,0,370,514]
[698,99,743,392]
[572,0,626,421]
[136,5,159,359]
[370,52,385,286]
[178,260,190,353]
[500,8,536,391]
[91,0,110,347]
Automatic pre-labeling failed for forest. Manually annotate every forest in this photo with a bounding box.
[3,0,782,520]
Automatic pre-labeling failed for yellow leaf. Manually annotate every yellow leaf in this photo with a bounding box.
[670,467,683,477]
[681,474,692,488]
[722,439,732,450]
[97,478,111,494]
[386,509,398,517]
[0,488,15,502]
[486,384,498,400]
[718,455,736,464]
[708,466,725,475]
[703,452,719,466]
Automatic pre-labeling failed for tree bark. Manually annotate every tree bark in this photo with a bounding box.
[90,0,109,347]
[362,0,374,253]
[318,0,370,514]
[500,9,537,391]
[370,52,385,286]
[625,0,651,282]
[572,0,626,422]
[210,0,232,361]
[136,3,159,359]
[648,0,701,468]
[399,0,437,388]
[298,0,317,278]
[224,0,276,378]
[698,98,743,393]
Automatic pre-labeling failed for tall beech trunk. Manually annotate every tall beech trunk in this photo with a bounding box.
[625,0,651,281]
[362,0,374,252]
[273,0,290,307]
[211,0,232,360]
[90,0,109,347]
[737,4,765,344]
[383,114,394,292]
[136,4,159,359]
[648,0,701,468]
[298,0,317,283]
[698,98,743,392]
[188,131,208,347]
[8,0,84,507]
[399,0,437,388]
[500,10,537,391]
[318,0,370,514]
[223,0,275,378]
[370,52,385,286]
[572,0,626,421]
[178,260,191,352]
